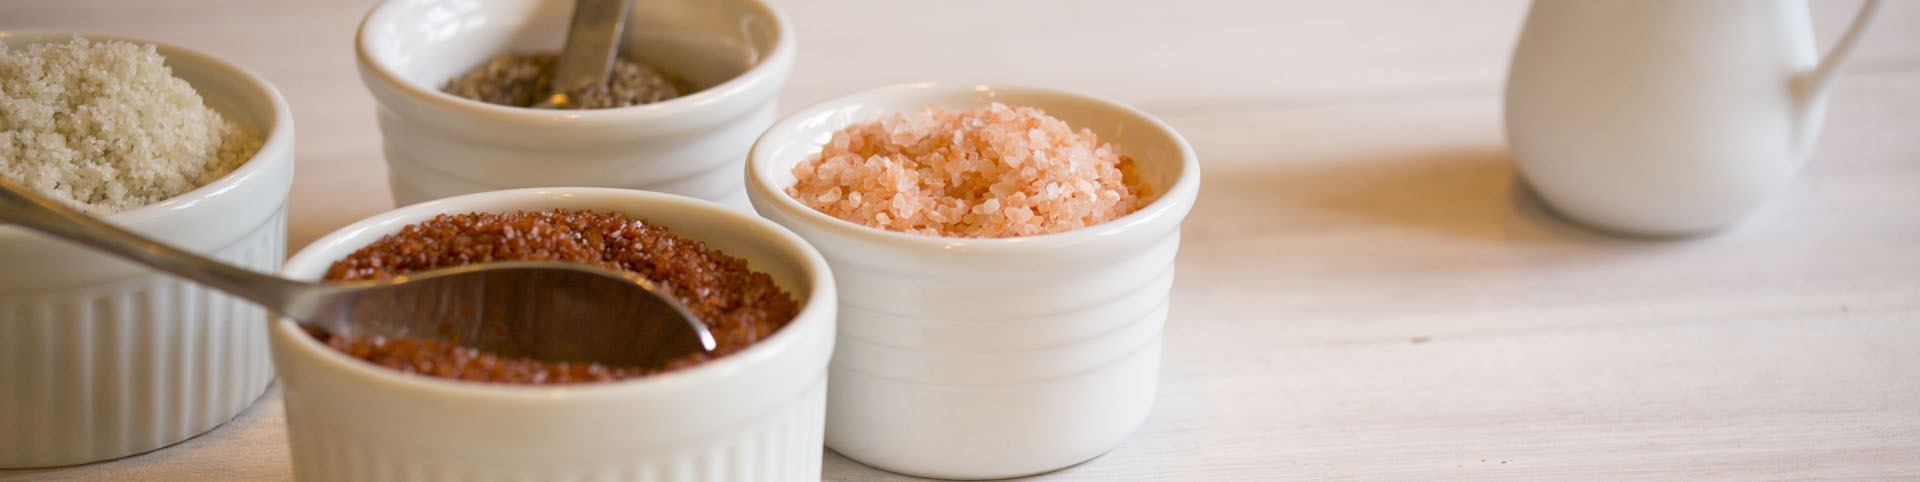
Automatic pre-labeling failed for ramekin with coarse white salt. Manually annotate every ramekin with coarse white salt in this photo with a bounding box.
[0,31,293,468]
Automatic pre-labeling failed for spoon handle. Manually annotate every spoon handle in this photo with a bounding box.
[547,0,635,101]
[0,177,309,312]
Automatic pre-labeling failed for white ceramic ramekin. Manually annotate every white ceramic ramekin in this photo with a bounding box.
[745,83,1201,479]
[355,0,795,210]
[271,188,835,481]
[0,32,294,468]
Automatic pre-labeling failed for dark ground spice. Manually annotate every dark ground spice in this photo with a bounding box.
[312,209,799,384]
[441,52,682,109]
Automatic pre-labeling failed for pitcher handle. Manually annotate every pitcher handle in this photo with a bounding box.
[1801,0,1885,96]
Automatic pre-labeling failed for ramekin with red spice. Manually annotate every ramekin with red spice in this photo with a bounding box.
[269,188,835,481]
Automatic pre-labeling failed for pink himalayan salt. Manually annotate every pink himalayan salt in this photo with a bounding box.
[787,102,1148,238]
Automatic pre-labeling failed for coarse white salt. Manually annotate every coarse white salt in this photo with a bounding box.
[1,38,262,215]
[787,102,1148,238]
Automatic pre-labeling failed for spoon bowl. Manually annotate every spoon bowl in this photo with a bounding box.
[298,261,713,368]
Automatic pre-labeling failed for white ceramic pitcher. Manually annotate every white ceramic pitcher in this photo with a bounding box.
[1505,0,1884,236]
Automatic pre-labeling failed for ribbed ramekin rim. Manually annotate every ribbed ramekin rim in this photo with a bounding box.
[0,30,295,240]
[352,0,796,126]
[743,82,1202,255]
[274,187,837,402]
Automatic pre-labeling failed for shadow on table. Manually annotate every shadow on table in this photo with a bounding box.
[0,384,289,481]
[1192,146,1673,247]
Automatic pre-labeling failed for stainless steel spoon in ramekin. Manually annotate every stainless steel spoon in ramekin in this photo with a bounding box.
[0,176,714,371]
[535,0,635,109]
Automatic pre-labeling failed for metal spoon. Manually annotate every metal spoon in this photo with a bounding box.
[0,177,715,371]
[535,0,636,109]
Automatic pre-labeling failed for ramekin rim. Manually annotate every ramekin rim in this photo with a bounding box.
[744,82,1202,253]
[274,187,836,401]
[0,30,295,239]
[353,0,796,125]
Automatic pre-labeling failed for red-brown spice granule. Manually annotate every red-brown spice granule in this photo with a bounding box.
[311,209,800,385]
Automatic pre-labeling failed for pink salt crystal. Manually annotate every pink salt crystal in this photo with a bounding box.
[786,103,1149,238]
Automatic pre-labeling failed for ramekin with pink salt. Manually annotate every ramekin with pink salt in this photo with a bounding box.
[746,83,1200,480]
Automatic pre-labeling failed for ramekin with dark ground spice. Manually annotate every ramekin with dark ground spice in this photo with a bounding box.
[440,52,686,109]
[310,209,800,385]
[358,0,796,210]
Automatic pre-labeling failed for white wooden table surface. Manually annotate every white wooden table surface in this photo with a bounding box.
[4,1,1919,480]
